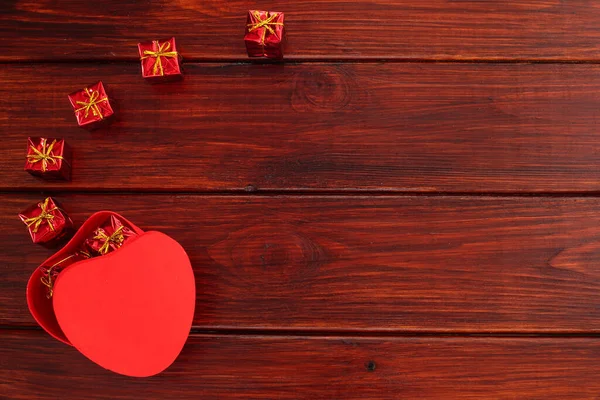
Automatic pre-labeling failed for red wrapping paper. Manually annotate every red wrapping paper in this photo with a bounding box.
[18,197,73,245]
[68,81,114,129]
[138,37,182,81]
[245,10,285,58]
[24,137,72,180]
[85,215,137,255]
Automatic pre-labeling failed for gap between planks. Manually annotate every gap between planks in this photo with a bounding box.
[2,326,600,339]
[4,189,600,198]
[6,58,600,65]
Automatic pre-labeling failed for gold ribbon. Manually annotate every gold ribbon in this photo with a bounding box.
[247,11,284,45]
[141,41,179,76]
[23,198,58,234]
[41,251,90,298]
[75,88,108,119]
[27,139,64,172]
[94,225,125,255]
[40,272,55,298]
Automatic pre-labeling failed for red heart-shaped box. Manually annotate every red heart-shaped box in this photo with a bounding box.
[26,211,195,377]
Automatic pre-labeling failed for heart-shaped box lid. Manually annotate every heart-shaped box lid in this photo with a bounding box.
[26,211,196,377]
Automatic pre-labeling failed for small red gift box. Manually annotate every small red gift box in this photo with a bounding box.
[138,37,182,81]
[245,10,285,59]
[24,137,72,180]
[85,215,137,255]
[68,81,114,129]
[18,197,74,245]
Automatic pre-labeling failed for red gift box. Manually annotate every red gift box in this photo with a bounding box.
[245,10,285,59]
[85,215,137,255]
[68,81,114,129]
[18,197,74,245]
[26,211,195,377]
[138,37,182,81]
[24,137,72,180]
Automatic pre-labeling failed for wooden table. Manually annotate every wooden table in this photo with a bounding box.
[2,1,600,398]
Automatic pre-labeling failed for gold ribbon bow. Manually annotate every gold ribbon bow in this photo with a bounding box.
[247,11,284,45]
[75,88,108,119]
[94,225,125,255]
[27,139,64,172]
[141,41,179,76]
[23,197,58,234]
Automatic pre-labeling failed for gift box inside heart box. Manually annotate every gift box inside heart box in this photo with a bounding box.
[26,211,196,377]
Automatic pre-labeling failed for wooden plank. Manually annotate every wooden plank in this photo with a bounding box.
[3,1,600,61]
[3,194,600,332]
[1,331,599,399]
[3,63,600,193]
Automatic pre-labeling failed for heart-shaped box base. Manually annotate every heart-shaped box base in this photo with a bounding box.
[26,211,195,377]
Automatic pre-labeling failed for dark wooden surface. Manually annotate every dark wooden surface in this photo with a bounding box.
[3,0,600,398]
[4,63,600,193]
[3,1,600,61]
[3,194,600,333]
[2,331,600,399]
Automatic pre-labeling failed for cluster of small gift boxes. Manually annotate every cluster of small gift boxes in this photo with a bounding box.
[19,199,133,250]
[20,10,285,245]
[19,201,138,298]
[24,10,285,180]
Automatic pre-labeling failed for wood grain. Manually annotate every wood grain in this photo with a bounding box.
[1,330,599,399]
[3,1,600,61]
[3,63,600,192]
[5,0,599,394]
[3,194,600,332]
